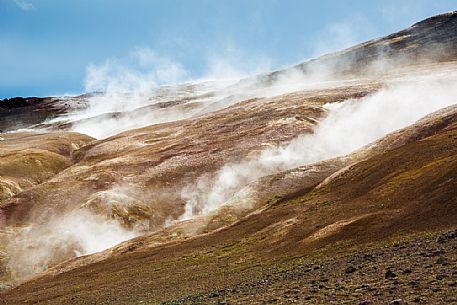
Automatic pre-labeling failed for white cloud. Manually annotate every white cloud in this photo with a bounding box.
[14,0,34,11]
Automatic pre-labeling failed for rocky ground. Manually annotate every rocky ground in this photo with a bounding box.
[164,229,457,305]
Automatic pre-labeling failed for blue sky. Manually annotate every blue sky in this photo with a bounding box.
[0,0,455,98]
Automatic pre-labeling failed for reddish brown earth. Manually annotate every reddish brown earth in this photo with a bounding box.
[1,102,456,305]
[0,11,457,305]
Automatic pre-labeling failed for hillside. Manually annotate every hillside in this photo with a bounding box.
[1,11,457,305]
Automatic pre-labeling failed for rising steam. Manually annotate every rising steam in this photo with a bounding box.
[180,73,457,218]
[48,47,271,139]
[6,210,137,280]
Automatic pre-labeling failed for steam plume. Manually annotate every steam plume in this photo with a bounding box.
[180,73,457,218]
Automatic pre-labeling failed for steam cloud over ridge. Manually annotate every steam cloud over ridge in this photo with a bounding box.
[180,73,457,218]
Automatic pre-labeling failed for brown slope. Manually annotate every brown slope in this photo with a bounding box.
[0,131,94,288]
[131,102,457,245]
[2,104,456,304]
[0,83,376,290]
[0,84,376,229]
[0,132,94,204]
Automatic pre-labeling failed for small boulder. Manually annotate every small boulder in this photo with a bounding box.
[436,274,445,281]
[402,268,412,274]
[345,266,357,274]
[385,270,397,279]
[436,257,447,265]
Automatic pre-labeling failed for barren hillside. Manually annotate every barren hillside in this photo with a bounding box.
[0,11,457,305]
